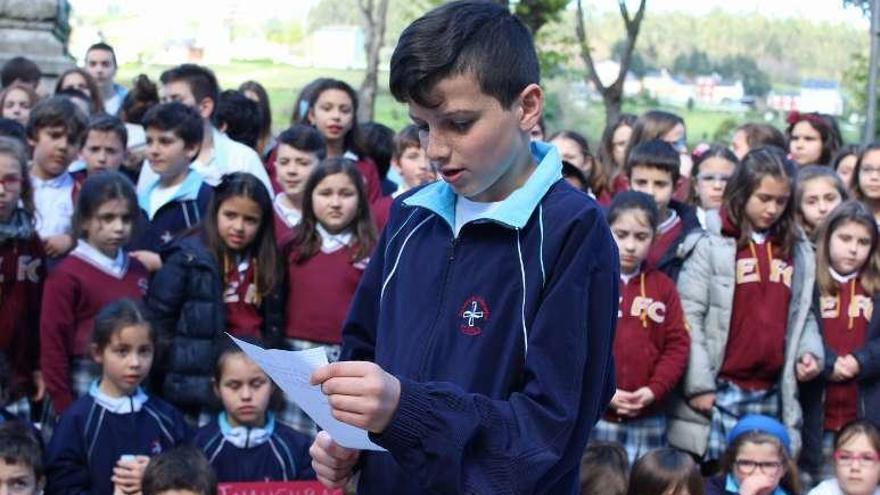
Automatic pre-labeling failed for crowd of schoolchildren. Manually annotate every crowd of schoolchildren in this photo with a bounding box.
[2,15,880,495]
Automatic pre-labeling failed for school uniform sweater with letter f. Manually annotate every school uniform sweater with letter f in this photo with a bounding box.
[340,141,618,495]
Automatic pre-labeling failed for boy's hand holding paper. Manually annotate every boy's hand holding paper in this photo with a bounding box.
[310,361,401,434]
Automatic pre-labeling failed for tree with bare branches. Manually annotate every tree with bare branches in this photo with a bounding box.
[575,0,647,125]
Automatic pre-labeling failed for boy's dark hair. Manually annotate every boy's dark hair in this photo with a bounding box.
[212,90,260,150]
[0,421,43,482]
[293,158,377,262]
[239,80,272,143]
[1,57,41,88]
[26,96,88,145]
[393,124,421,160]
[0,118,26,144]
[203,173,279,298]
[85,113,128,148]
[579,442,628,495]
[159,64,220,117]
[625,139,681,184]
[72,171,138,240]
[141,102,204,149]
[606,190,660,233]
[561,161,589,193]
[142,446,216,495]
[277,124,326,160]
[86,42,117,67]
[389,0,539,109]
[92,298,154,351]
[120,74,159,125]
[357,122,395,179]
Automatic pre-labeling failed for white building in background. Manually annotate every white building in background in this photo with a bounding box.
[304,26,365,70]
[766,79,845,116]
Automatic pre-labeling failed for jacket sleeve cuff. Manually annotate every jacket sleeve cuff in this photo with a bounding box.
[370,376,435,451]
[647,382,668,404]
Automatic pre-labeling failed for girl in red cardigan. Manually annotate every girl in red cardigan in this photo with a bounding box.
[590,190,690,464]
[40,172,148,415]
[0,137,45,420]
[281,157,377,435]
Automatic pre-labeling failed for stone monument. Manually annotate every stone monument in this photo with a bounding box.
[0,0,74,86]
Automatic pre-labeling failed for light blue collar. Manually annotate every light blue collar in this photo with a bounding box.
[725,474,788,495]
[218,411,275,449]
[88,380,148,414]
[403,141,562,233]
[138,168,203,218]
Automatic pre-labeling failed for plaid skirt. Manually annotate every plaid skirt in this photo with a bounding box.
[591,414,667,465]
[278,339,341,437]
[705,380,781,461]
[40,358,100,442]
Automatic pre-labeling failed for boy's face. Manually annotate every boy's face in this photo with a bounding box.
[629,165,674,215]
[0,458,40,495]
[275,143,318,199]
[85,49,116,90]
[146,128,198,182]
[408,73,542,202]
[28,125,79,179]
[161,81,212,121]
[393,144,434,188]
[81,130,125,174]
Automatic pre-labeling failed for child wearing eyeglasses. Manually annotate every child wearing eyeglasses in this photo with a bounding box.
[706,415,801,495]
[808,420,880,495]
[691,146,738,230]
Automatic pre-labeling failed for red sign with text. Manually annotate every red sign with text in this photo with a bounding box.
[217,481,342,495]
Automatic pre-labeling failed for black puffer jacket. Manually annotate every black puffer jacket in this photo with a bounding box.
[146,234,284,412]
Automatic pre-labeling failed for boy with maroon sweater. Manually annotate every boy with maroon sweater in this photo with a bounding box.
[591,191,690,464]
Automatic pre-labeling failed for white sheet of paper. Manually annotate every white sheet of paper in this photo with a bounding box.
[227,335,385,451]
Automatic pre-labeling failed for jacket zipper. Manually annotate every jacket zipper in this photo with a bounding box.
[416,236,458,380]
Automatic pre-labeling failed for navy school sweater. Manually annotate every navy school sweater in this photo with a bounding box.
[341,141,619,494]
[195,413,314,482]
[45,383,190,495]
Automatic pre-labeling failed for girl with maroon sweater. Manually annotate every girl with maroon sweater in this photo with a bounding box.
[0,137,46,416]
[281,158,377,434]
[590,191,690,464]
[40,171,149,414]
[800,201,880,483]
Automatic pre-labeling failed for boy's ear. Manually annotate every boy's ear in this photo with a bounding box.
[391,158,401,172]
[197,97,214,121]
[184,142,200,161]
[212,379,221,399]
[89,343,103,364]
[516,83,543,133]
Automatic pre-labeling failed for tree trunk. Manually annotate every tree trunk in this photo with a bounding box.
[575,0,646,128]
[358,0,389,123]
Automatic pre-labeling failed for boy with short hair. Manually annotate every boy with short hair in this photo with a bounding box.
[626,139,701,280]
[307,2,618,493]
[1,57,41,90]
[84,42,128,115]
[141,446,216,495]
[27,96,87,258]
[391,123,435,197]
[136,64,272,194]
[0,422,44,495]
[72,114,130,185]
[272,124,325,246]
[358,121,398,196]
[138,102,211,252]
[211,89,260,151]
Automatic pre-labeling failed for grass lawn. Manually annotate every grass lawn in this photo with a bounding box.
[119,60,861,148]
